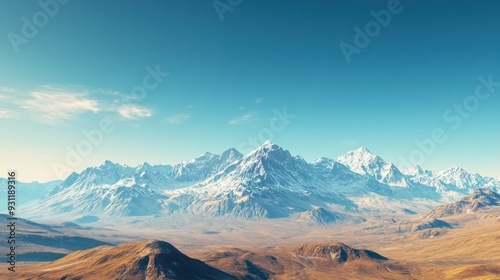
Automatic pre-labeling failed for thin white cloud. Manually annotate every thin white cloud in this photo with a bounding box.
[23,91,99,123]
[4,84,156,123]
[0,86,18,94]
[93,88,121,96]
[0,109,16,119]
[164,113,191,124]
[228,112,259,126]
[118,105,153,119]
[255,97,264,103]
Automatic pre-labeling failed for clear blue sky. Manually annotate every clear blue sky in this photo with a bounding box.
[1,0,499,182]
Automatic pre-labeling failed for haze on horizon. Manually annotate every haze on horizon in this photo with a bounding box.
[1,0,499,182]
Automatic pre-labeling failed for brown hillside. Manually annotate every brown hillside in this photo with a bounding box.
[10,240,236,280]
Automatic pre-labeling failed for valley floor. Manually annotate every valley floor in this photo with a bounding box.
[0,210,499,279]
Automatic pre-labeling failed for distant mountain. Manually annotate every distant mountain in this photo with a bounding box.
[298,207,365,225]
[0,179,60,205]
[21,149,242,219]
[0,214,110,262]
[425,188,500,219]
[402,165,500,200]
[14,240,237,280]
[337,147,410,187]
[435,167,491,189]
[23,164,169,219]
[20,142,500,221]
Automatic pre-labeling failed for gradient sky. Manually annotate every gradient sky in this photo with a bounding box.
[1,0,499,182]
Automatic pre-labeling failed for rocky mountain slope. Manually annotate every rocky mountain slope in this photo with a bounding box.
[425,188,500,219]
[11,240,236,280]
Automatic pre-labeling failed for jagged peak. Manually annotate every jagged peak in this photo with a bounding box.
[447,166,466,172]
[314,157,332,164]
[338,146,386,166]
[402,164,429,176]
[313,157,346,170]
[138,162,152,169]
[98,160,128,169]
[221,147,243,158]
[354,146,373,154]
[437,166,470,176]
[198,151,215,158]
[338,147,380,162]
[248,141,291,159]
[262,140,273,147]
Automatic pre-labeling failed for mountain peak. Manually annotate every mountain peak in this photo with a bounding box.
[338,147,379,163]
[437,166,472,178]
[139,162,152,169]
[28,240,237,279]
[446,166,466,172]
[354,146,373,154]
[261,140,274,148]
[251,141,289,158]
[288,242,388,263]
[402,165,431,177]
[337,147,381,168]
[248,141,283,155]
[144,240,178,254]
[313,157,332,164]
[221,147,242,158]
[337,147,408,187]
[99,160,128,170]
[198,152,215,158]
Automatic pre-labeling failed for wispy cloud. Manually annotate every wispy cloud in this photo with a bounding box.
[164,113,191,124]
[93,88,121,96]
[228,112,259,125]
[0,86,18,94]
[255,97,264,103]
[118,105,153,119]
[22,91,99,123]
[2,84,156,124]
[0,109,16,119]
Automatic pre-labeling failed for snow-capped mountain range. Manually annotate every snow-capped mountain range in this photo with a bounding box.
[19,142,500,221]
[0,179,60,206]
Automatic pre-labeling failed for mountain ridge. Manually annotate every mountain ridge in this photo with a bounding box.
[425,188,500,219]
[19,142,500,221]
